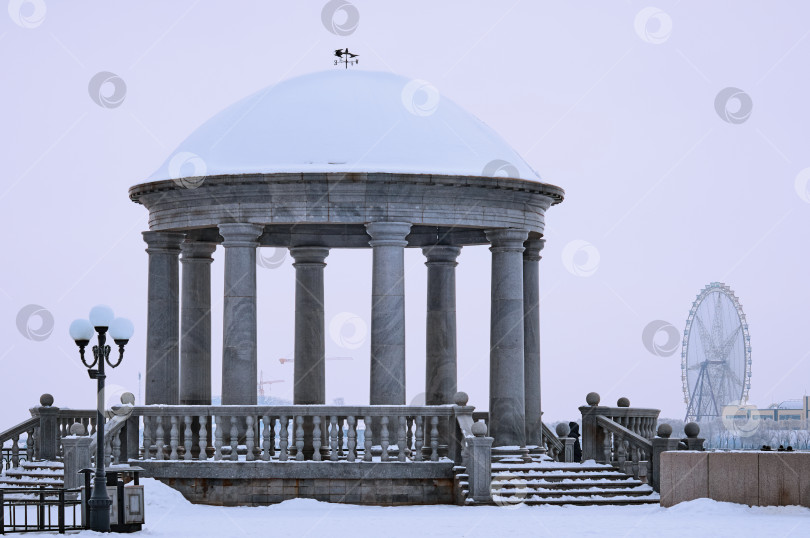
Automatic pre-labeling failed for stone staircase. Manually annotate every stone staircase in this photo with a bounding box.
[0,461,65,499]
[457,448,659,506]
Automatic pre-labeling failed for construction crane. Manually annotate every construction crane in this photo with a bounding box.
[257,370,284,398]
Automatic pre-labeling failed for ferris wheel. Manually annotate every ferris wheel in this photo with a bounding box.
[682,282,751,421]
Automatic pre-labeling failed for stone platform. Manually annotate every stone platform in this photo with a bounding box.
[139,461,457,506]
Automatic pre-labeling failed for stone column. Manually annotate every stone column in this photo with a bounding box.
[485,228,529,448]
[423,245,461,406]
[180,241,217,406]
[290,247,329,460]
[291,247,329,404]
[143,231,185,405]
[523,238,545,447]
[366,222,411,405]
[219,223,263,406]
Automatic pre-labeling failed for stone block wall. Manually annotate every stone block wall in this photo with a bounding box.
[660,451,810,507]
[139,461,457,506]
[161,477,455,506]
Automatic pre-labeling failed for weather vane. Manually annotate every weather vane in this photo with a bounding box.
[334,48,359,69]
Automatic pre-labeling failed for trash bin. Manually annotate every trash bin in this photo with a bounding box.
[79,466,145,532]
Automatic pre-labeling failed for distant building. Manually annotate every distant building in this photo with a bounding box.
[723,396,810,423]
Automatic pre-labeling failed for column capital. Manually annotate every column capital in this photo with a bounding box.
[422,245,462,266]
[218,223,263,247]
[365,221,411,247]
[180,241,217,263]
[523,238,545,262]
[290,246,329,267]
[485,228,529,253]
[143,231,185,254]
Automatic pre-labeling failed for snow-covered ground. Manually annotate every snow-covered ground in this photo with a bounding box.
[17,478,810,537]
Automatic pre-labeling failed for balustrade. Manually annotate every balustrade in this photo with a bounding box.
[128,405,454,462]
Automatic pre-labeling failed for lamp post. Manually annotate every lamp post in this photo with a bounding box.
[69,305,134,533]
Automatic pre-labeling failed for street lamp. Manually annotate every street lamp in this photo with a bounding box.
[69,305,134,532]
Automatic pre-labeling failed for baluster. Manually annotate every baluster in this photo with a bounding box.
[602,428,610,464]
[347,416,357,462]
[27,428,36,462]
[279,416,289,461]
[90,417,97,436]
[337,417,344,458]
[398,416,407,462]
[617,435,626,468]
[269,417,275,457]
[329,416,338,461]
[645,451,653,485]
[155,416,165,460]
[169,416,179,460]
[295,416,305,461]
[230,417,238,461]
[199,415,208,461]
[363,416,373,462]
[430,416,439,462]
[309,416,320,461]
[406,417,414,456]
[246,416,255,461]
[631,445,640,479]
[380,417,390,462]
[262,416,271,461]
[414,416,423,462]
[184,416,193,461]
[112,430,122,465]
[11,434,20,468]
[142,416,152,460]
[214,416,223,461]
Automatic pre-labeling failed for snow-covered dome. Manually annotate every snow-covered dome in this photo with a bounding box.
[149,70,542,182]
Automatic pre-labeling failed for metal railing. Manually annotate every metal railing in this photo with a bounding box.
[0,487,82,534]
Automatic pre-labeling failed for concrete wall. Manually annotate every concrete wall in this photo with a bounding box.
[660,451,810,507]
[139,461,457,506]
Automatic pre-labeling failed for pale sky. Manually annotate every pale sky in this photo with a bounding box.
[2,1,810,425]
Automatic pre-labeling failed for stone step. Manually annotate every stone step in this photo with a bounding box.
[491,479,645,490]
[0,478,65,488]
[20,461,63,470]
[491,463,615,471]
[492,470,632,482]
[508,496,660,506]
[492,486,654,498]
[5,468,64,479]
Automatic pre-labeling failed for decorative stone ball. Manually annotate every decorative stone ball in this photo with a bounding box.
[40,393,54,407]
[120,392,136,405]
[555,423,570,438]
[69,423,87,436]
[617,397,630,408]
[657,423,673,438]
[684,422,700,438]
[453,392,469,406]
[471,421,488,437]
[585,392,600,406]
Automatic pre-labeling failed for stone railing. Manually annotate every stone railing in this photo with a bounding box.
[580,392,659,467]
[451,393,492,502]
[541,422,566,461]
[0,416,39,469]
[595,414,653,483]
[27,394,99,461]
[127,404,458,463]
[578,392,705,492]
